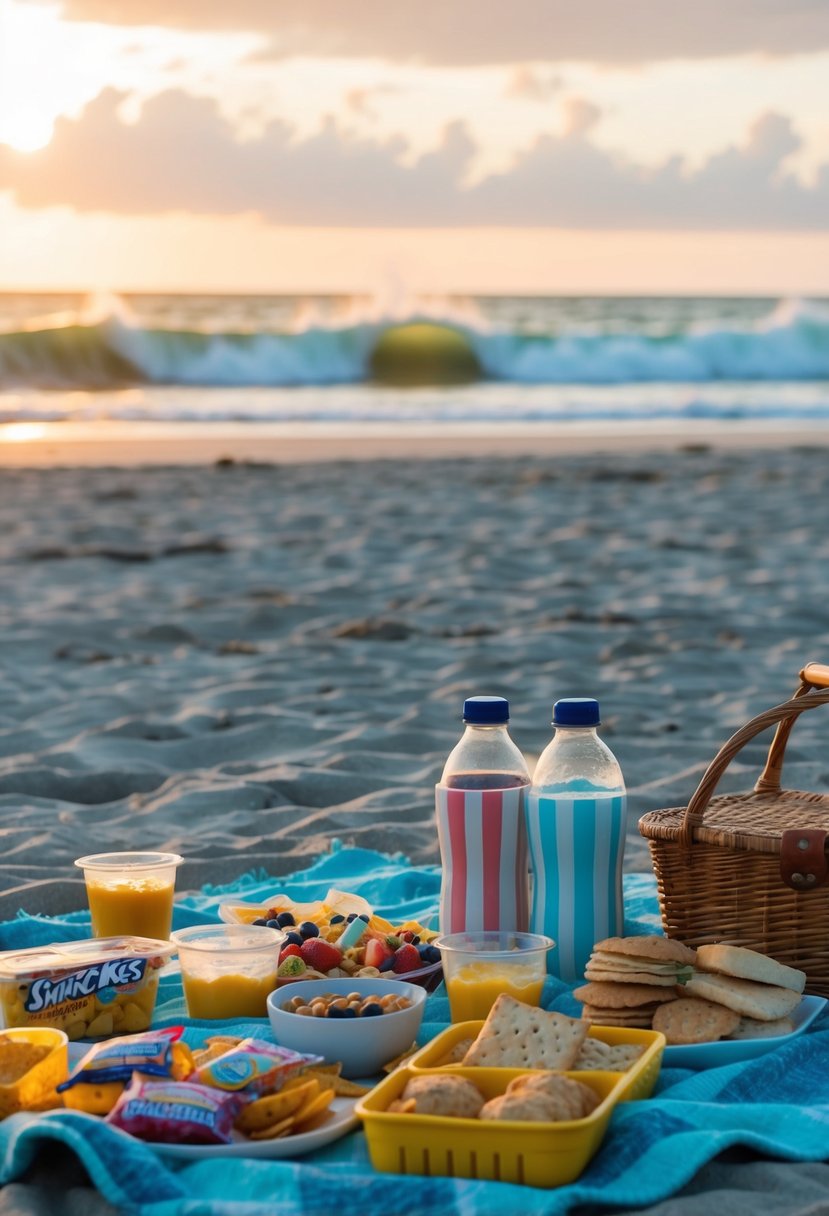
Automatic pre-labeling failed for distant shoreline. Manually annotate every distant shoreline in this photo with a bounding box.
[0,419,827,467]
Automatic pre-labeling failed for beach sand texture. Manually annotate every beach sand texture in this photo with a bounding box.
[3,444,829,1216]
[1,446,829,916]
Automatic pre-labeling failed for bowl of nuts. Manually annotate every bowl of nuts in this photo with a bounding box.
[266,977,427,1078]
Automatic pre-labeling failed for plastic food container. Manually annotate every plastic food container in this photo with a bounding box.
[434,931,553,1021]
[357,1064,623,1187]
[0,937,176,1040]
[171,924,283,1020]
[408,1021,665,1102]
[0,1028,69,1118]
[75,852,183,940]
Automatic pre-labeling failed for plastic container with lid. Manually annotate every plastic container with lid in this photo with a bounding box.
[0,936,175,1040]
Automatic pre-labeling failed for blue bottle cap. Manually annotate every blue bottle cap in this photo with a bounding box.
[553,698,600,727]
[463,696,510,725]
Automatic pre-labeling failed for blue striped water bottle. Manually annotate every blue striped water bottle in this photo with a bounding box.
[526,699,626,981]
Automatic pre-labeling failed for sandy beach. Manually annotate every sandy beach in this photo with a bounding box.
[1,438,828,917]
[2,437,829,1215]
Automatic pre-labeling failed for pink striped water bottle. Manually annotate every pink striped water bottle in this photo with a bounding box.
[436,696,531,934]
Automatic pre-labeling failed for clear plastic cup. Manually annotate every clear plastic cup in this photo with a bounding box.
[434,930,555,1022]
[171,924,284,1020]
[75,851,183,941]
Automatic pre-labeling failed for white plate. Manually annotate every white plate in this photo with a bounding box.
[146,1095,359,1160]
[663,994,827,1068]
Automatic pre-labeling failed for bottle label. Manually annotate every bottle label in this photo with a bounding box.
[435,783,529,934]
[526,792,626,981]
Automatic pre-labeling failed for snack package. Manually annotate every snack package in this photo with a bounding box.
[195,1038,321,1097]
[57,1027,194,1114]
[106,1077,242,1145]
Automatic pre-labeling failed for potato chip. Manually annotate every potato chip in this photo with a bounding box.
[0,1040,50,1084]
[248,1115,297,1141]
[294,1087,335,1126]
[236,1080,318,1133]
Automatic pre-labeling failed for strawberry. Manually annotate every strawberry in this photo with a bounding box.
[279,944,302,964]
[392,943,422,974]
[300,937,343,974]
[364,938,394,969]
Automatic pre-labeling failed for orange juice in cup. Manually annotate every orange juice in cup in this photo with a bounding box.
[435,931,554,1022]
[75,852,183,940]
[171,925,283,1019]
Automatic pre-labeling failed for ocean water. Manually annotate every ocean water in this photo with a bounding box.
[1,292,828,427]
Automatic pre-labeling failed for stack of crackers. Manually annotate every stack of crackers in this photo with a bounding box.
[573,936,696,1029]
[653,944,805,1045]
[572,936,807,1046]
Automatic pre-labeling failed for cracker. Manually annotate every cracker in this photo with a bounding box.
[726,1016,795,1040]
[652,997,740,1044]
[461,995,587,1070]
[400,1075,484,1118]
[573,1040,645,1071]
[589,950,692,977]
[573,982,677,1009]
[594,936,697,966]
[437,1037,475,1066]
[684,973,802,1021]
[695,945,805,994]
[579,1006,655,1027]
[584,967,679,987]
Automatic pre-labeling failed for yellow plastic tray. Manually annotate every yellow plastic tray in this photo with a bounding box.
[0,1027,69,1118]
[408,1021,665,1102]
[357,1064,623,1188]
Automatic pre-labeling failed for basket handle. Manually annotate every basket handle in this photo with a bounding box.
[680,678,829,849]
[755,663,829,793]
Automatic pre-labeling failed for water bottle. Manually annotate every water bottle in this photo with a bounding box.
[436,696,531,934]
[526,698,626,980]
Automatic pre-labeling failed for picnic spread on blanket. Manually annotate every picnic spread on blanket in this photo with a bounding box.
[2,666,829,1214]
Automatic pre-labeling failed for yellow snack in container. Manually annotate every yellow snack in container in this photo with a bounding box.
[0,1028,68,1118]
[0,937,176,1038]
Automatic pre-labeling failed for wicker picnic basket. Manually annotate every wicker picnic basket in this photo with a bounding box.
[639,662,829,997]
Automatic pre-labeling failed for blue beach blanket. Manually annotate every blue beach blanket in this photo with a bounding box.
[1,843,828,1215]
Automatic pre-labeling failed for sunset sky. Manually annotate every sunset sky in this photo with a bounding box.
[1,0,828,294]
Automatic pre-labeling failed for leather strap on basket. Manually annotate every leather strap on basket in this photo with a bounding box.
[780,829,829,891]
[679,682,829,851]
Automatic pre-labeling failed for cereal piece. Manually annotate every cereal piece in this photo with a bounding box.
[480,1092,568,1123]
[507,1072,599,1118]
[652,997,741,1044]
[399,1074,484,1118]
[462,995,587,1070]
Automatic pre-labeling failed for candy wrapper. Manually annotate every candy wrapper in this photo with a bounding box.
[195,1038,321,1097]
[106,1077,242,1145]
[57,1026,193,1115]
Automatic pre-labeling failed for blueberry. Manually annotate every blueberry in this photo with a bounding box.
[299,921,319,939]
[330,914,345,925]
[426,947,441,964]
[327,1005,346,1018]
[416,943,430,956]
[276,912,295,928]
[265,918,282,929]
[360,1002,383,1017]
[284,931,303,947]
[253,917,269,927]
[346,913,357,922]
[379,956,396,972]
[411,936,420,945]
[358,914,370,923]
[341,1006,357,1018]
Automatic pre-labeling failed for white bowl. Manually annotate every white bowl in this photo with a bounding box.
[266,977,426,1079]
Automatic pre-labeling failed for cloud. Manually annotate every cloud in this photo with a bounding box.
[505,68,562,103]
[1,89,827,229]
[45,0,829,64]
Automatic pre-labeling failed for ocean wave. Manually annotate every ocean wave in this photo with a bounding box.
[1,296,828,389]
